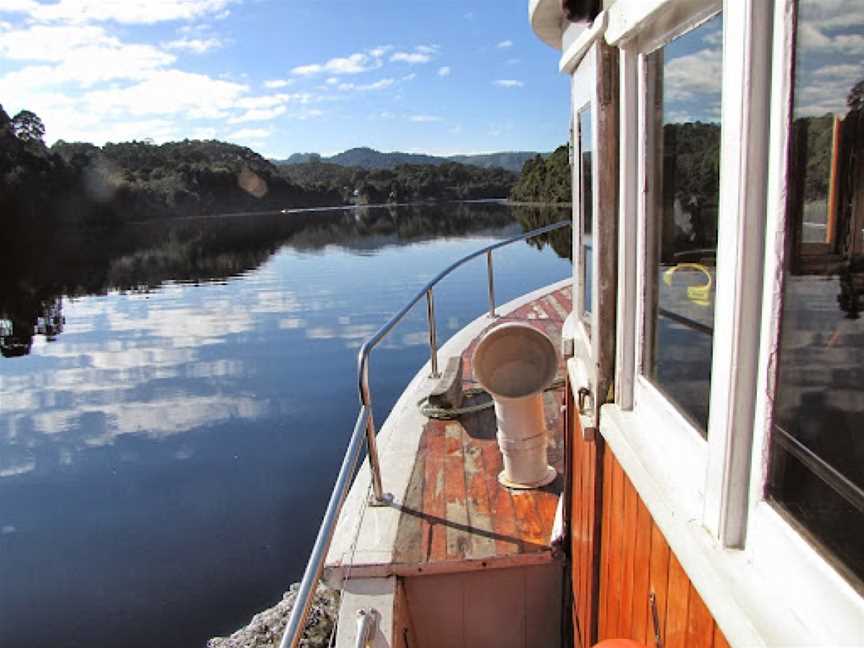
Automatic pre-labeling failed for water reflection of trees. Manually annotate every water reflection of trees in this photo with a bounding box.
[0,202,521,356]
[514,204,573,260]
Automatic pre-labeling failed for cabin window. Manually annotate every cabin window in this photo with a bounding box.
[578,104,594,323]
[642,14,723,435]
[768,0,864,584]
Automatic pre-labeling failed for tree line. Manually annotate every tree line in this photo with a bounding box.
[0,104,519,231]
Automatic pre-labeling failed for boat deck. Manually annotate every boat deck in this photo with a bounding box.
[393,287,570,567]
[325,282,571,580]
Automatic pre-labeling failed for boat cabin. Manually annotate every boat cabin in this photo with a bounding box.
[281,1,864,646]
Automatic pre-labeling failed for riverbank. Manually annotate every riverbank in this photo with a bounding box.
[208,584,339,648]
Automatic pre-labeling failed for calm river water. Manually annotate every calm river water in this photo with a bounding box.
[0,202,570,647]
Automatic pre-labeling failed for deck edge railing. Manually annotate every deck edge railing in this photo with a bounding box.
[279,219,571,648]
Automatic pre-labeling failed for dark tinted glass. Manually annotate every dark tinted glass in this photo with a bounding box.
[769,0,864,585]
[644,14,723,434]
[579,105,594,317]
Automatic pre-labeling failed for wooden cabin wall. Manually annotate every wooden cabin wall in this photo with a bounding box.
[566,390,730,648]
[596,449,729,648]
[566,384,602,648]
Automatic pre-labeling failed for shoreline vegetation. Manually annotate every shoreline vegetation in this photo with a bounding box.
[0,104,571,229]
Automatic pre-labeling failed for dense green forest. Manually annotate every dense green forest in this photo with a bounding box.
[0,104,518,229]
[509,145,572,204]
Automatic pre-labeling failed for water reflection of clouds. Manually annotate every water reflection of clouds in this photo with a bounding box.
[796,0,863,118]
[662,15,722,124]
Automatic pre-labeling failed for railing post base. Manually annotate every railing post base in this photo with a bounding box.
[368,492,394,507]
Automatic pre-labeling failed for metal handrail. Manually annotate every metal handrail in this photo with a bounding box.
[279,219,571,648]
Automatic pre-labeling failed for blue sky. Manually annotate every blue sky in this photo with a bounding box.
[0,0,570,157]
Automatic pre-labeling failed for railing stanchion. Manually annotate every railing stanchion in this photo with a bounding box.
[487,250,496,318]
[364,410,387,504]
[426,288,439,378]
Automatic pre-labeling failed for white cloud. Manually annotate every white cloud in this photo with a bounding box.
[228,127,271,140]
[415,44,438,54]
[401,72,416,81]
[497,40,513,48]
[264,78,293,89]
[663,47,722,103]
[390,51,432,64]
[228,105,287,123]
[163,37,222,54]
[493,79,523,88]
[82,69,249,118]
[291,51,382,76]
[337,78,394,92]
[0,0,237,24]
[368,45,393,58]
[0,25,174,84]
[409,114,443,123]
[438,66,451,77]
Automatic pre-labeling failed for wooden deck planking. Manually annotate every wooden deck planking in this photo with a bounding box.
[391,286,570,570]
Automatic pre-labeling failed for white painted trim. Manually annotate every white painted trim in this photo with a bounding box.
[632,376,709,506]
[559,10,607,74]
[529,0,565,50]
[614,45,639,410]
[702,0,772,548]
[606,0,721,48]
[749,0,795,538]
[742,0,864,638]
[632,33,710,467]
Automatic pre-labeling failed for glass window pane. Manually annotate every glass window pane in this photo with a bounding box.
[643,14,723,434]
[579,105,594,319]
[769,0,864,585]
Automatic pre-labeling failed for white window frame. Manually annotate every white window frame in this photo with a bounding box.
[629,1,724,518]
[746,0,864,636]
[571,49,597,338]
[603,0,864,644]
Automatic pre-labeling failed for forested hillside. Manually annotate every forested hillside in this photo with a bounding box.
[282,159,516,203]
[276,147,542,173]
[510,145,572,204]
[0,105,518,229]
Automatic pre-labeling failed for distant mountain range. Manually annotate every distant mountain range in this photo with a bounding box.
[273,147,547,173]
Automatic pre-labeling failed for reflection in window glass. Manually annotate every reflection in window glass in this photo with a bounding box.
[644,14,722,434]
[579,105,593,318]
[769,0,864,585]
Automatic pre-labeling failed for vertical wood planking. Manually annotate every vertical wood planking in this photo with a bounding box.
[647,522,671,648]
[620,472,639,635]
[686,587,716,648]
[608,454,626,638]
[661,550,690,648]
[568,381,602,648]
[598,444,614,640]
[591,450,725,648]
[713,625,731,648]
[631,498,653,644]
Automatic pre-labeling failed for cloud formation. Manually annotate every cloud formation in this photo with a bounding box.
[0,0,237,25]
[493,79,523,88]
